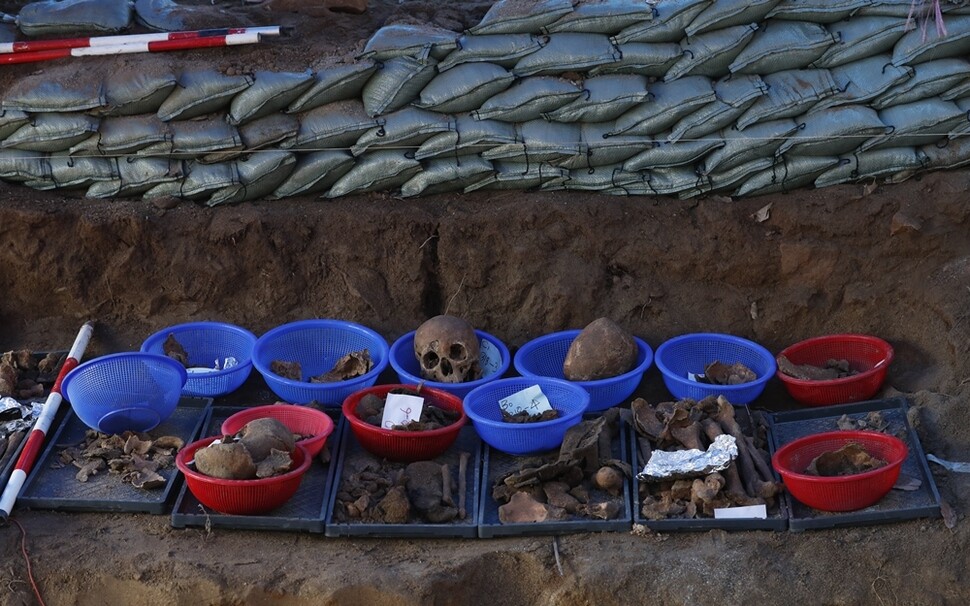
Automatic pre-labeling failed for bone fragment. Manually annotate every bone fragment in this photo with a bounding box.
[0,430,25,470]
[441,463,454,507]
[670,421,704,451]
[714,398,780,499]
[458,451,469,520]
[631,398,665,440]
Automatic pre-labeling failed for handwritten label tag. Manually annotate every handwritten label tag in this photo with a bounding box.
[381,393,424,430]
[479,338,502,377]
[713,504,767,520]
[499,385,553,416]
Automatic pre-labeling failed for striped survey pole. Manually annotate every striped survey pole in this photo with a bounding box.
[0,25,281,54]
[0,321,93,524]
[0,31,264,65]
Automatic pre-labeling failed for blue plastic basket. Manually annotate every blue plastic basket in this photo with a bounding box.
[62,352,187,434]
[513,330,653,411]
[140,321,256,397]
[388,329,511,399]
[654,333,776,405]
[252,319,389,405]
[463,377,589,455]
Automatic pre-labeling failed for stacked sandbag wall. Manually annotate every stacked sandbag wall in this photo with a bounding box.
[3,0,970,204]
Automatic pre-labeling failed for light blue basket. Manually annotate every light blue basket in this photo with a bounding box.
[63,352,187,434]
[388,329,511,399]
[513,330,653,411]
[464,377,589,455]
[140,321,256,397]
[654,333,776,405]
[252,319,389,405]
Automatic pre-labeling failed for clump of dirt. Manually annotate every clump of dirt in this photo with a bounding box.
[493,412,630,523]
[55,430,184,489]
[805,442,888,477]
[562,317,637,381]
[194,417,295,479]
[836,411,905,439]
[270,359,302,380]
[334,456,470,524]
[270,349,373,383]
[0,349,65,399]
[194,441,258,480]
[631,396,783,520]
[236,417,296,460]
[312,350,373,383]
[698,361,757,385]
[501,408,560,423]
[777,355,860,381]
[162,334,189,366]
[355,389,460,431]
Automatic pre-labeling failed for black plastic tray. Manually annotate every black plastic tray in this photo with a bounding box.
[478,418,632,538]
[17,397,212,514]
[324,424,481,538]
[769,397,942,532]
[170,406,343,534]
[631,415,789,532]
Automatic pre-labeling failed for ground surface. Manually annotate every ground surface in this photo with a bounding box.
[1,1,970,605]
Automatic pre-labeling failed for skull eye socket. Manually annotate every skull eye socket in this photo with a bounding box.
[448,344,467,361]
[422,351,439,369]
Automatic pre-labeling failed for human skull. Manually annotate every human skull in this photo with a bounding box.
[414,315,482,383]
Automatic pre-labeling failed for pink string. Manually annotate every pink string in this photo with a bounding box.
[906,0,949,40]
[935,0,949,37]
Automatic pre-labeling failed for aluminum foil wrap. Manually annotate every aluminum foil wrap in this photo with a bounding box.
[638,434,738,481]
[1,397,41,437]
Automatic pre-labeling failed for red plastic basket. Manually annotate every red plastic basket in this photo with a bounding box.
[342,384,466,462]
[221,403,335,458]
[771,430,907,512]
[776,334,893,407]
[176,436,311,515]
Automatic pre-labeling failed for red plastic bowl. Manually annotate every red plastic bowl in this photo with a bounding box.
[176,436,311,515]
[342,384,466,462]
[776,334,893,407]
[221,403,335,458]
[772,430,907,512]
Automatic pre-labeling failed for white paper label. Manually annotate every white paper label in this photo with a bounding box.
[187,356,239,374]
[381,393,424,430]
[688,372,703,382]
[713,504,767,520]
[499,385,553,416]
[479,338,502,377]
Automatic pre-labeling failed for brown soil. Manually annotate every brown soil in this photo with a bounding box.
[1,1,970,605]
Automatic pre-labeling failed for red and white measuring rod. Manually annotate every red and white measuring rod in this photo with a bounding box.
[0,31,262,65]
[0,25,280,54]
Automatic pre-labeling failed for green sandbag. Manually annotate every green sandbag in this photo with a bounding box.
[400,155,496,197]
[17,0,131,36]
[359,23,457,62]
